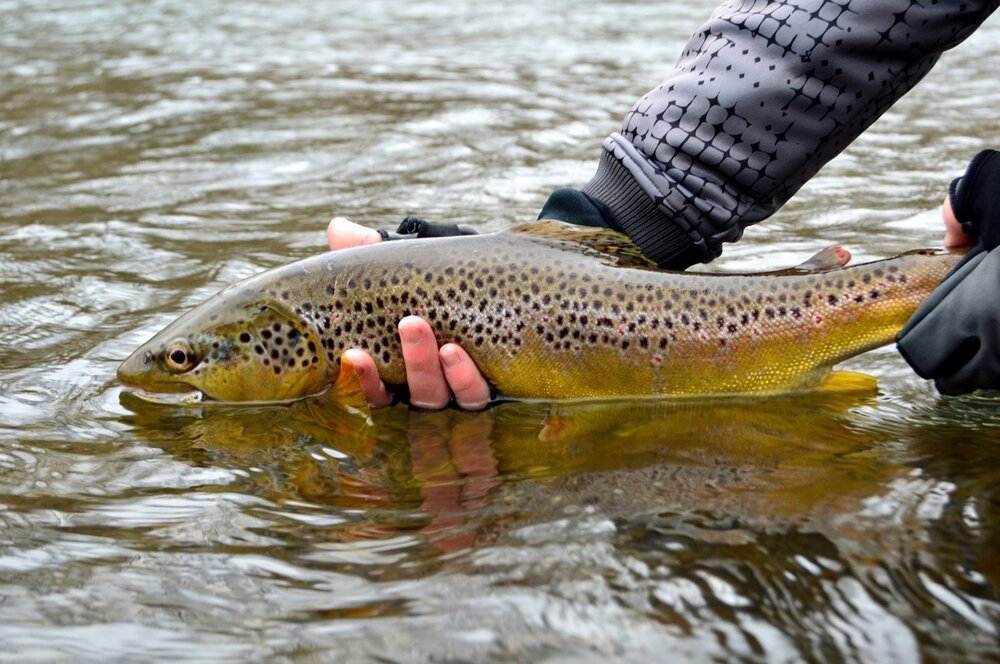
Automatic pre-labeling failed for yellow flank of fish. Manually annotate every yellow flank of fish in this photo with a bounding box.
[118,221,960,402]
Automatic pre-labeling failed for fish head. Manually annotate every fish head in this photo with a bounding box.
[118,289,331,403]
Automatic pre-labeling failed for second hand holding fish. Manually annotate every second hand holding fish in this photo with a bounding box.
[327,217,492,411]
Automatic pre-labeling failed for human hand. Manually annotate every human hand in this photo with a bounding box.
[898,149,1000,395]
[326,217,492,410]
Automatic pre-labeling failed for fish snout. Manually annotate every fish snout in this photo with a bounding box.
[117,348,154,386]
[117,348,191,393]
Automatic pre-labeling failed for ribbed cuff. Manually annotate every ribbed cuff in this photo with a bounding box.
[582,152,705,269]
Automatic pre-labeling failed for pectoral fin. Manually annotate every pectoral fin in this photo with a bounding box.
[306,356,374,428]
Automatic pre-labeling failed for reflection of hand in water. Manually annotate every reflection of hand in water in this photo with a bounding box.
[404,411,502,553]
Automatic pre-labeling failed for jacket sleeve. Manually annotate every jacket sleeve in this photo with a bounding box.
[579,0,1000,268]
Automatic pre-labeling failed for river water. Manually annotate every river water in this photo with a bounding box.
[2,1,999,661]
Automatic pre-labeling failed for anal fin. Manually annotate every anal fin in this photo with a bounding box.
[812,370,878,394]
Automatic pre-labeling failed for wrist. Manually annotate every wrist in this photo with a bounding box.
[581,151,705,269]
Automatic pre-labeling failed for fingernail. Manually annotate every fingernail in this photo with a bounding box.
[440,346,460,368]
[399,322,423,346]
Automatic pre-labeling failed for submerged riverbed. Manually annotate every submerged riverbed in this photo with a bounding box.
[2,0,999,660]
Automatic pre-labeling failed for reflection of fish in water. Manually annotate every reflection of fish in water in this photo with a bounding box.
[117,221,959,403]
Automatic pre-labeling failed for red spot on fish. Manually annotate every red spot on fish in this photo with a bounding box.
[842,293,850,300]
[503,324,509,330]
[753,328,761,336]
[542,316,549,322]
[814,316,823,324]
[652,356,662,363]
[574,345,581,352]
[618,328,625,335]
[699,333,707,340]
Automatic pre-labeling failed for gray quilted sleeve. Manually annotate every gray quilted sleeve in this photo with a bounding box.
[581,0,1000,268]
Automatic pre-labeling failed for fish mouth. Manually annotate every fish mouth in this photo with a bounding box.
[120,383,329,408]
[124,386,209,405]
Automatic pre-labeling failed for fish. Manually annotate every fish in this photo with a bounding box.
[117,221,960,403]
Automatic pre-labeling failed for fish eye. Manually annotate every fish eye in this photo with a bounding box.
[164,341,197,373]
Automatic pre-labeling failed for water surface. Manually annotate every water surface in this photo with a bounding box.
[2,1,999,660]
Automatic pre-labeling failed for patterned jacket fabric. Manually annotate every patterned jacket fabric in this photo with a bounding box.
[580,0,1000,268]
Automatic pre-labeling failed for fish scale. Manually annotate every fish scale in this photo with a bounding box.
[118,222,960,402]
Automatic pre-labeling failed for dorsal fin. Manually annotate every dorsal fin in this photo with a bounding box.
[509,220,658,268]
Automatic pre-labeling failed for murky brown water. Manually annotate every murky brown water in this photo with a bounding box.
[2,1,999,660]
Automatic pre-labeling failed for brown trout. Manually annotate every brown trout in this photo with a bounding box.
[118,221,959,402]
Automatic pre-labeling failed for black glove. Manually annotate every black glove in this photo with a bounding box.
[897,149,1000,395]
[378,216,478,241]
[537,188,613,229]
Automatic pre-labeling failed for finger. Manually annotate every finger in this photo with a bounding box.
[342,349,394,408]
[942,194,976,249]
[399,316,451,410]
[439,344,491,410]
[327,217,381,251]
